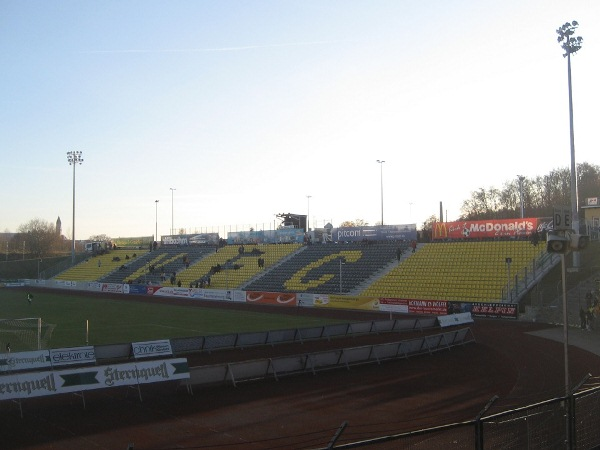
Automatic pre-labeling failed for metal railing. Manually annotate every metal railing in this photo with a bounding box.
[327,378,600,449]
[502,251,560,303]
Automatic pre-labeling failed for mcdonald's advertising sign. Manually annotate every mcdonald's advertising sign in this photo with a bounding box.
[432,218,539,240]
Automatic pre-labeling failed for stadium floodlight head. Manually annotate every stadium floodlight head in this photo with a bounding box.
[570,234,589,250]
[376,160,385,226]
[546,232,570,253]
[556,21,583,58]
[66,150,84,166]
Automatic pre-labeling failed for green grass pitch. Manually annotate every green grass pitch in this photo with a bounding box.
[0,288,347,350]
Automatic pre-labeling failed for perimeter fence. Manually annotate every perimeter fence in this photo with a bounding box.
[326,380,600,450]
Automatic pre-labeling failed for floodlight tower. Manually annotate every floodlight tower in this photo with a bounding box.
[306,195,312,231]
[155,200,159,243]
[556,20,583,268]
[517,175,525,218]
[170,187,176,235]
[376,160,385,226]
[67,151,83,264]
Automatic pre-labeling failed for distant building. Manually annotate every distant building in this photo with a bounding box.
[56,216,62,236]
[582,197,600,241]
[0,232,15,254]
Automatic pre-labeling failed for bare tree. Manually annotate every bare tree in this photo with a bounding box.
[420,215,438,242]
[15,218,63,257]
[459,163,599,221]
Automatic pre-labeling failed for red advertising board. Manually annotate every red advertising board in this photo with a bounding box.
[432,218,539,240]
[245,291,297,306]
[380,298,448,315]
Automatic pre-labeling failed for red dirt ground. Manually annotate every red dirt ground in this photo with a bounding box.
[3,292,600,450]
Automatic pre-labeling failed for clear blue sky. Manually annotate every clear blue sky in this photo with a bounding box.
[1,1,599,240]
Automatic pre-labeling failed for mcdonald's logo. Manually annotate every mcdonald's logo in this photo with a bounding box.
[433,222,448,238]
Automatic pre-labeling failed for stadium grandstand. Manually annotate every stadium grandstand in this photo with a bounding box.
[52,237,548,300]
[43,215,595,315]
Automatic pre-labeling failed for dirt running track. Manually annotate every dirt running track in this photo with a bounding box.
[4,291,600,450]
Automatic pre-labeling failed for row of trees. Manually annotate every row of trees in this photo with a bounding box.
[459,162,600,221]
[9,219,67,258]
[419,162,600,235]
[3,218,111,259]
[342,163,598,236]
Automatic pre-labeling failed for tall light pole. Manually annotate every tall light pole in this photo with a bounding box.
[557,20,583,268]
[376,160,385,226]
[517,175,525,218]
[67,151,83,264]
[339,257,345,293]
[505,257,512,302]
[155,200,159,243]
[306,195,312,232]
[169,188,176,235]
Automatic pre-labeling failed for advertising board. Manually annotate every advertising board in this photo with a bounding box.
[245,291,297,306]
[379,298,448,315]
[332,224,417,242]
[432,218,538,240]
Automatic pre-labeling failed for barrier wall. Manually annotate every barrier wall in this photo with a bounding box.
[169,317,438,356]
[20,278,476,317]
[187,328,475,388]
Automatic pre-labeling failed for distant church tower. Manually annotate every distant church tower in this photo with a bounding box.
[56,216,62,236]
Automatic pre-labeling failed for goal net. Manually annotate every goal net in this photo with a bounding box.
[0,318,56,352]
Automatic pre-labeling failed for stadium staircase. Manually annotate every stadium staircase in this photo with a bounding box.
[348,244,414,295]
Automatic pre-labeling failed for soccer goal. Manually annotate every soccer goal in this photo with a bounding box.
[0,318,56,352]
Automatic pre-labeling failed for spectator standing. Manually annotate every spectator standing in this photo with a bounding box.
[580,308,587,329]
[410,240,417,253]
[396,247,403,261]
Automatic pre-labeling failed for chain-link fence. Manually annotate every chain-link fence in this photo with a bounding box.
[327,386,600,449]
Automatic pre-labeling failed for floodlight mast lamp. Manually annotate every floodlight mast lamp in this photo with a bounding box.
[67,151,83,264]
[155,200,159,243]
[377,160,385,226]
[306,195,312,232]
[517,175,525,218]
[170,188,176,235]
[557,20,583,268]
